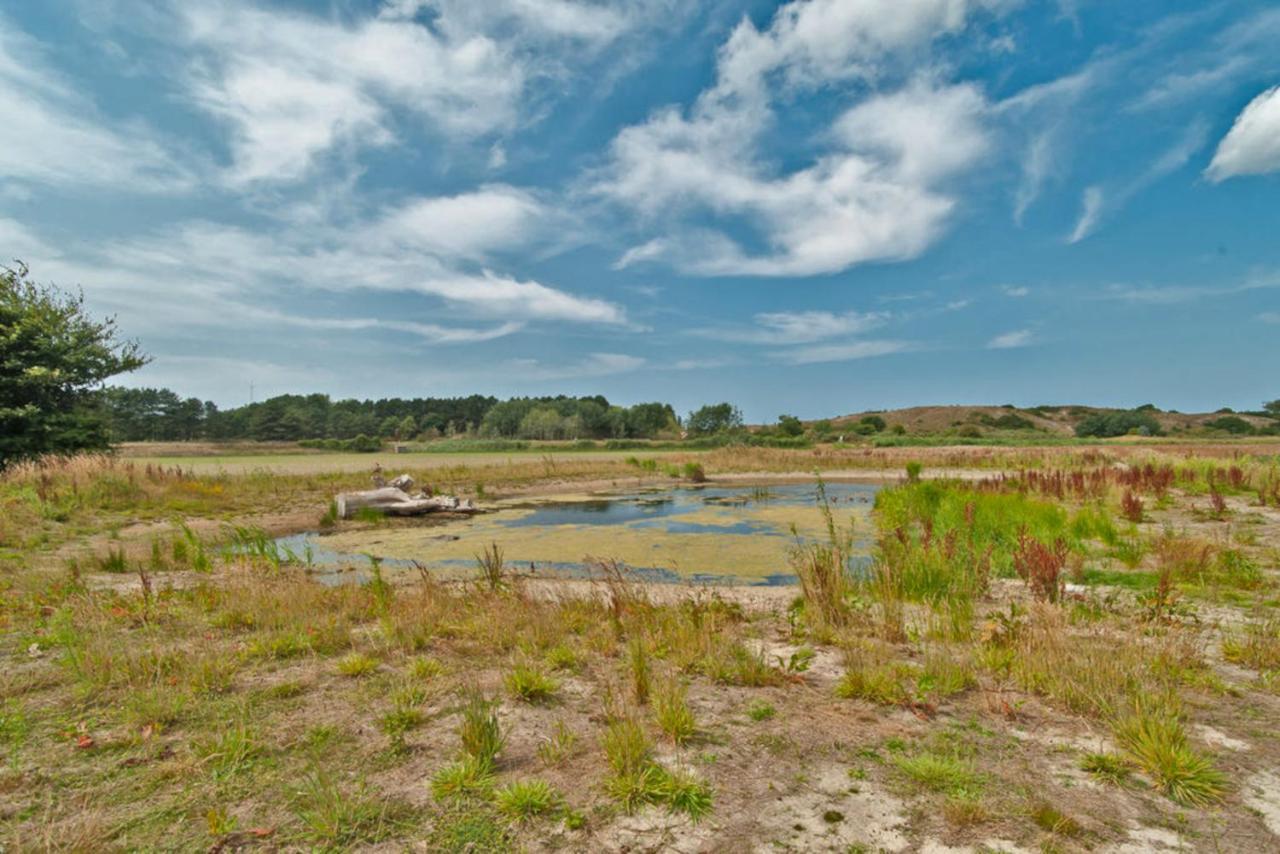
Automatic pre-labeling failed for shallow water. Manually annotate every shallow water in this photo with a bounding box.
[280,481,879,586]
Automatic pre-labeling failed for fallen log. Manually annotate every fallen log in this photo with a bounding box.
[335,487,478,519]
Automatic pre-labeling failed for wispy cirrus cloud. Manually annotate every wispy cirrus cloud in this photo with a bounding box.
[987,329,1033,349]
[0,16,194,192]
[1069,120,1208,243]
[698,310,888,345]
[506,351,646,380]
[773,339,913,365]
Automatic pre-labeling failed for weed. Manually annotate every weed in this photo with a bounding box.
[628,638,651,704]
[380,705,425,754]
[1120,490,1144,523]
[409,656,445,681]
[653,677,697,745]
[1080,751,1130,786]
[1012,531,1068,603]
[1222,617,1280,673]
[747,700,776,722]
[1113,700,1225,806]
[431,756,495,802]
[788,479,854,633]
[336,652,379,678]
[494,779,560,821]
[653,766,714,820]
[293,772,404,846]
[458,691,504,769]
[682,462,707,483]
[427,802,512,852]
[475,541,506,591]
[1030,801,1082,837]
[97,547,128,574]
[536,720,577,765]
[544,643,580,672]
[893,751,985,797]
[505,662,558,703]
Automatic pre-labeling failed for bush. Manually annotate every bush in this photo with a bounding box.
[1203,415,1254,435]
[1074,411,1162,438]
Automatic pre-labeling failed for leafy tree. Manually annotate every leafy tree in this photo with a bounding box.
[776,414,804,437]
[397,415,418,440]
[686,402,743,436]
[1,263,147,466]
[1264,399,1280,418]
[859,415,886,432]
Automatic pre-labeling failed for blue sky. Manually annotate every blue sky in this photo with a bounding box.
[2,0,1278,421]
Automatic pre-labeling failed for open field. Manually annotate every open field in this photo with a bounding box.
[121,450,673,476]
[3,443,1280,851]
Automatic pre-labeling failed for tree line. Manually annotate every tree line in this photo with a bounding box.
[101,388,698,443]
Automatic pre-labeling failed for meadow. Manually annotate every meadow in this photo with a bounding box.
[2,442,1280,851]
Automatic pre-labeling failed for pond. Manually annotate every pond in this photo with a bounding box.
[277,481,881,586]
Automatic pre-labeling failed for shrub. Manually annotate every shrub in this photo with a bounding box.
[1074,411,1162,438]
[1203,415,1254,435]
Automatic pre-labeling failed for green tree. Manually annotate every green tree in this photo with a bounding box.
[397,415,418,440]
[1264,399,1280,417]
[1,263,148,466]
[686,403,743,436]
[776,414,804,437]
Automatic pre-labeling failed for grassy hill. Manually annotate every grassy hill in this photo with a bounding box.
[825,404,1277,440]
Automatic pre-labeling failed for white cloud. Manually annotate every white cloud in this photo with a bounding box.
[181,2,526,184]
[701,310,888,345]
[1068,186,1104,243]
[0,19,193,192]
[1206,85,1280,182]
[21,189,627,344]
[599,0,1002,277]
[774,339,912,365]
[1257,312,1279,324]
[987,329,1033,349]
[178,1,677,186]
[1002,285,1030,297]
[372,185,546,260]
[507,351,645,380]
[1070,122,1207,241]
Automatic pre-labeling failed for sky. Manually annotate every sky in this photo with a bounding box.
[1,0,1278,422]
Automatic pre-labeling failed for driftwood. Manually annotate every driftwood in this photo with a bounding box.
[336,485,477,520]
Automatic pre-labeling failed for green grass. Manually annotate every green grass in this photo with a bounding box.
[1078,568,1159,590]
[892,751,985,797]
[494,779,561,821]
[336,652,379,678]
[293,772,409,847]
[504,662,559,703]
[458,692,504,769]
[1080,751,1131,786]
[1113,703,1225,806]
[653,678,697,745]
[746,699,776,722]
[431,756,495,802]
